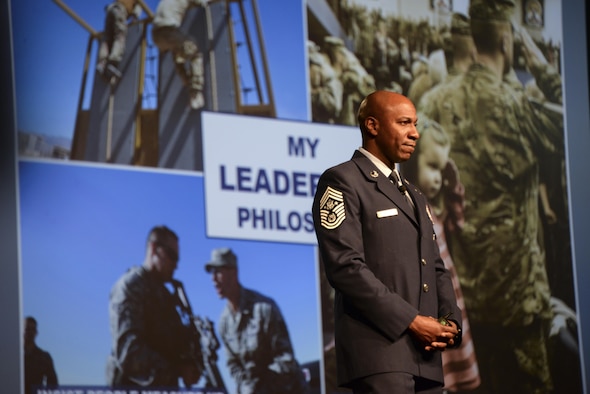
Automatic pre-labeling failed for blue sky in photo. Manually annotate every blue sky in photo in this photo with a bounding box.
[11,0,309,139]
[19,159,321,388]
[14,1,315,389]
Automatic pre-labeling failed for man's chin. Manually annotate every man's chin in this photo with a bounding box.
[398,152,414,162]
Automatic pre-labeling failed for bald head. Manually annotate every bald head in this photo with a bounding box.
[357,90,419,167]
[358,91,413,129]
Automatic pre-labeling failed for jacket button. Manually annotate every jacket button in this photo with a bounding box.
[423,283,429,292]
[421,258,427,266]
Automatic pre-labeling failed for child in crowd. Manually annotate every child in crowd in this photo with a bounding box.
[402,115,480,392]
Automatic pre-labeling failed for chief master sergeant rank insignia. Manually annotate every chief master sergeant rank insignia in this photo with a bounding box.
[319,186,346,229]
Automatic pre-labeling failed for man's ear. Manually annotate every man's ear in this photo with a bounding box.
[365,116,378,136]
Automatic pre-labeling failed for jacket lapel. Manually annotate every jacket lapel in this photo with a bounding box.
[351,151,419,226]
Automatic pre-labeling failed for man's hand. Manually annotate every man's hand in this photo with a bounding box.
[408,315,459,351]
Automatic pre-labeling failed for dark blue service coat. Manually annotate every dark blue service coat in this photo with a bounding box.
[312,150,461,387]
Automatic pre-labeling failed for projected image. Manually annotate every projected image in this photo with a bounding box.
[306,0,562,127]
[19,160,320,393]
[13,0,307,171]
[307,1,580,393]
[14,0,583,394]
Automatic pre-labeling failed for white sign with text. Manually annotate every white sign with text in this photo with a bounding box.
[202,112,359,244]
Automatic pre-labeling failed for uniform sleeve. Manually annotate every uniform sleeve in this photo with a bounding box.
[510,66,564,156]
[109,277,175,385]
[262,301,307,393]
[434,241,463,336]
[267,301,298,370]
[219,312,246,386]
[524,94,564,158]
[529,63,562,105]
[312,168,418,342]
[430,212,463,345]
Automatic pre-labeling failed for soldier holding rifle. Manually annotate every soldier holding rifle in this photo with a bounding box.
[106,225,204,388]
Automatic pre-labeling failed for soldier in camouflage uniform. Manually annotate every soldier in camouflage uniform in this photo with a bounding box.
[96,0,142,82]
[205,248,309,394]
[106,226,203,388]
[152,0,214,110]
[372,17,400,91]
[308,40,342,124]
[444,13,477,80]
[323,36,376,126]
[417,12,476,144]
[420,1,564,393]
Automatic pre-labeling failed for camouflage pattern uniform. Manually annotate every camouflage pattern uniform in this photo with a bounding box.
[96,1,133,79]
[323,36,375,126]
[433,58,563,394]
[418,72,466,146]
[417,12,473,143]
[152,0,207,100]
[372,23,400,91]
[407,70,434,107]
[219,286,308,394]
[308,41,342,124]
[420,1,565,391]
[106,266,199,387]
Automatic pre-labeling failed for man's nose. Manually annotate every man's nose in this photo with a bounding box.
[410,125,420,140]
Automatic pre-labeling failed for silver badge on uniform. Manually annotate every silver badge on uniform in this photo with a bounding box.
[319,186,346,229]
[370,170,379,178]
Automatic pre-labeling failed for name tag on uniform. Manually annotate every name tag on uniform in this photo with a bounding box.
[376,208,398,218]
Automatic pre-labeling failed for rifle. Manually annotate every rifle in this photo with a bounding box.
[193,315,227,392]
[172,280,227,392]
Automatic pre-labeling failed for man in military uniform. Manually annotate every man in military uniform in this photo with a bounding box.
[24,317,58,394]
[308,40,342,124]
[152,0,215,110]
[421,1,564,393]
[313,90,462,394]
[372,18,400,91]
[106,225,203,387]
[204,248,309,394]
[96,0,142,82]
[445,13,477,78]
[323,36,376,126]
[417,12,476,144]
